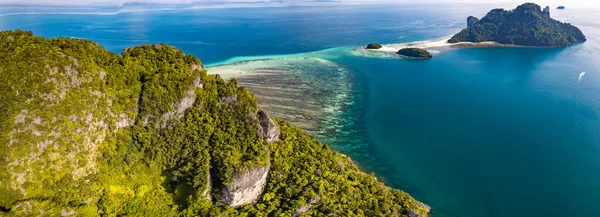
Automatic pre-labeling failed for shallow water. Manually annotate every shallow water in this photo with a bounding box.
[3,3,600,217]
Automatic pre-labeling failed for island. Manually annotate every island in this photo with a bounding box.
[0,30,430,217]
[397,48,433,59]
[448,3,586,47]
[366,43,382,49]
[557,6,565,10]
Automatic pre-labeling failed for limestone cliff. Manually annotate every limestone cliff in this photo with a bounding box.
[258,110,280,144]
[220,165,270,208]
[0,30,429,216]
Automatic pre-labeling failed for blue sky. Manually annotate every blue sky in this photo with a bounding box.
[1,0,598,8]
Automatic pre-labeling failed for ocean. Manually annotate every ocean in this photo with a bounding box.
[2,3,600,217]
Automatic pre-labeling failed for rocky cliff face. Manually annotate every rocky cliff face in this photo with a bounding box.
[220,165,270,208]
[403,202,431,217]
[0,32,117,208]
[139,64,277,209]
[215,110,278,207]
[258,111,280,144]
[1,31,428,216]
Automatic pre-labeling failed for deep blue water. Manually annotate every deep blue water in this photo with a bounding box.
[3,3,600,217]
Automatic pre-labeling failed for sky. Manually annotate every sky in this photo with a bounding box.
[1,0,598,8]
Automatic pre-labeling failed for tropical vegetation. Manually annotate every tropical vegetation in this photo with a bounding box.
[366,43,382,49]
[0,30,429,216]
[397,48,433,59]
[448,3,586,47]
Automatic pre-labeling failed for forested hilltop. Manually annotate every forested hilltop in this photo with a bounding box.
[0,30,429,216]
[448,3,586,47]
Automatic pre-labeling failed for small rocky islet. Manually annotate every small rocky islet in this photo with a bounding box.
[366,43,383,49]
[396,48,433,59]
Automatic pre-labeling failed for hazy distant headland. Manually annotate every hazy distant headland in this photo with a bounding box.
[0,0,355,17]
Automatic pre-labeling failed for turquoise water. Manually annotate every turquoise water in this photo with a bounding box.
[3,3,600,217]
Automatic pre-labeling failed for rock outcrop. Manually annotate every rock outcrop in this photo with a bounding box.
[258,111,280,144]
[402,202,431,217]
[210,110,278,208]
[293,195,321,217]
[220,165,270,208]
[403,209,422,217]
[201,172,212,200]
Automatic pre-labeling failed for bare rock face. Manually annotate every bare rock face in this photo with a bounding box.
[161,77,203,126]
[257,111,279,143]
[220,165,270,208]
[403,209,422,217]
[214,111,277,208]
[201,172,211,200]
[293,195,321,217]
[402,202,431,217]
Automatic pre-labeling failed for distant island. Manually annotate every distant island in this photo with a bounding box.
[448,3,586,47]
[366,43,382,49]
[397,48,432,59]
[557,6,565,10]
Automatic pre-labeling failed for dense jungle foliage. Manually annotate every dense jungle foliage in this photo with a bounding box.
[0,30,428,216]
[366,43,382,49]
[396,48,432,59]
[448,3,586,46]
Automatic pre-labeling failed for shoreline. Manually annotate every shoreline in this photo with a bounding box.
[361,37,553,58]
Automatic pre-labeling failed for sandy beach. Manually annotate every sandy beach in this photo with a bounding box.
[360,37,534,58]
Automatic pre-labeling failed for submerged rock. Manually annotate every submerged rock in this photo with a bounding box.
[220,165,270,208]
